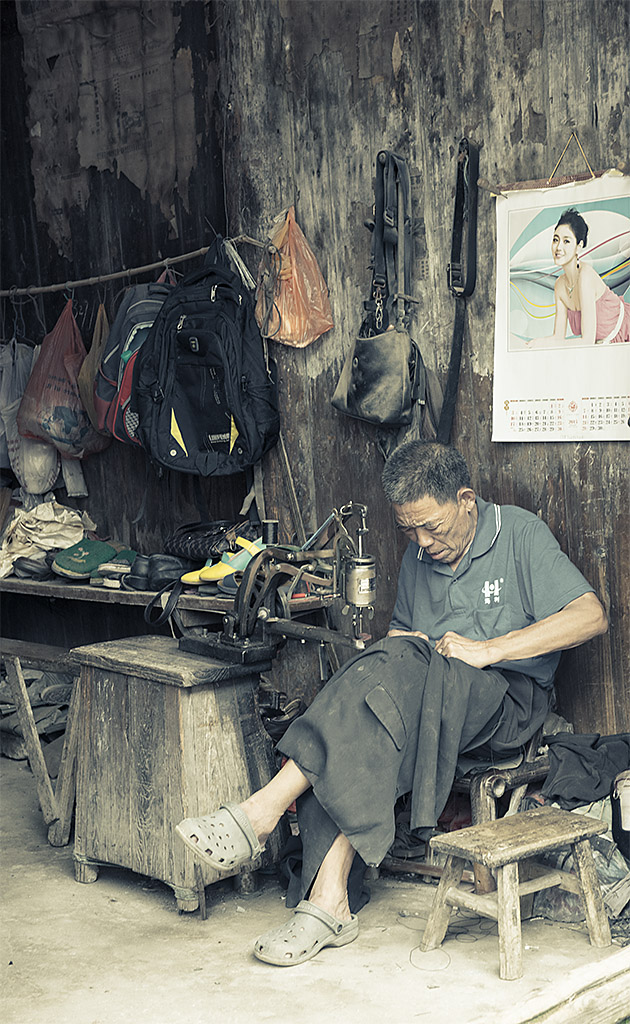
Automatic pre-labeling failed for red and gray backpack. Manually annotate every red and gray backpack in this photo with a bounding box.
[93,273,175,445]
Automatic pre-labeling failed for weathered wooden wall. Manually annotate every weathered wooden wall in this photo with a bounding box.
[1,0,628,732]
[215,0,629,733]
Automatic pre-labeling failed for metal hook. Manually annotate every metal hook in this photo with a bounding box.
[25,292,47,336]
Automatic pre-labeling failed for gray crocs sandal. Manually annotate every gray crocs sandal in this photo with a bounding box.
[253,900,359,966]
[175,803,264,871]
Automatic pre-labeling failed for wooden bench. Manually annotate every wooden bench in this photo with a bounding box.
[0,576,322,613]
[1,637,76,673]
[420,805,612,980]
[1,641,79,847]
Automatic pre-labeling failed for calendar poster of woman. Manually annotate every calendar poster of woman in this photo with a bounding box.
[492,172,630,441]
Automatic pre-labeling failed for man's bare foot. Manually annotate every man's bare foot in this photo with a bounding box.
[239,759,312,843]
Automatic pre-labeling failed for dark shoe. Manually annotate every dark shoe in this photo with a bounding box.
[146,554,196,591]
[262,699,306,741]
[122,553,150,591]
[12,555,55,581]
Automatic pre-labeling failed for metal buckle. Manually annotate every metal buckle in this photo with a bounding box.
[447,262,464,295]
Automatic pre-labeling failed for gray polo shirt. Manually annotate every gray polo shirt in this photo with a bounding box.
[389,497,594,687]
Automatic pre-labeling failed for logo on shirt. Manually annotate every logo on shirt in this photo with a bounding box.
[482,578,504,604]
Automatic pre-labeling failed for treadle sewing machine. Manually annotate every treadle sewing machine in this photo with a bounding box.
[179,502,376,664]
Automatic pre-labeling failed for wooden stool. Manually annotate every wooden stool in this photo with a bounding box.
[420,805,612,980]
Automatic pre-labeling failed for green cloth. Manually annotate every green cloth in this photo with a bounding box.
[52,539,117,579]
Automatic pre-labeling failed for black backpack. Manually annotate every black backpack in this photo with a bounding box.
[133,239,280,475]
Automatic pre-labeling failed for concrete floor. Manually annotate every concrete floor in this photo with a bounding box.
[1,756,629,1024]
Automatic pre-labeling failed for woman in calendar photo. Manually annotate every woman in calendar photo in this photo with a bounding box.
[525,208,630,348]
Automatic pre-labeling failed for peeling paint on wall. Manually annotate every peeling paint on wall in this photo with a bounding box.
[16,0,197,258]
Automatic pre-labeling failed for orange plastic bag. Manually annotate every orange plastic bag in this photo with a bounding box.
[17,300,110,459]
[255,206,334,347]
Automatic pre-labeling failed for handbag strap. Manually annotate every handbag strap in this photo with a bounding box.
[367,150,413,334]
[437,138,479,444]
[144,579,183,627]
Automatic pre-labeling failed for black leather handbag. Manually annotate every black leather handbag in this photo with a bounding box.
[332,150,423,427]
[164,519,259,562]
[332,326,423,426]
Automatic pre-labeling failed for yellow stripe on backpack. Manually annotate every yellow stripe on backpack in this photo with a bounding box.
[170,408,188,456]
[229,415,239,453]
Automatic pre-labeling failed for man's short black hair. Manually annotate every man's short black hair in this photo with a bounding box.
[381,440,472,505]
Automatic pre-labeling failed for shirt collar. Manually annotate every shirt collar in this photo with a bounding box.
[416,496,501,573]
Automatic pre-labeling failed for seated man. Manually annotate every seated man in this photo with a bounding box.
[176,440,607,966]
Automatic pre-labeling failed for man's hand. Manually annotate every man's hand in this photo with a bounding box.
[387,628,430,642]
[434,632,492,668]
[434,593,607,668]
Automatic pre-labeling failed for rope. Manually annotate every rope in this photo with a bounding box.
[0,235,264,299]
[546,131,596,184]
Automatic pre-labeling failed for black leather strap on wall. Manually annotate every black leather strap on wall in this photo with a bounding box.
[437,138,479,445]
[368,150,412,331]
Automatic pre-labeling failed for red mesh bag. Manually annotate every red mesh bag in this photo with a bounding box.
[17,299,110,458]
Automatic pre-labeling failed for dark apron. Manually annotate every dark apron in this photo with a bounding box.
[277,634,549,906]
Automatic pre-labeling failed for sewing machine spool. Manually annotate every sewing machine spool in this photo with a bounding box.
[343,554,376,607]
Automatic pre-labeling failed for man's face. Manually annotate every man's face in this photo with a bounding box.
[392,488,478,567]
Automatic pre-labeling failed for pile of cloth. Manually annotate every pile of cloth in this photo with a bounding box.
[0,665,73,774]
[528,732,630,940]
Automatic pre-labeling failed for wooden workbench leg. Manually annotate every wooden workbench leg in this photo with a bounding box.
[572,839,612,947]
[48,676,80,847]
[420,855,465,951]
[496,861,522,980]
[5,657,58,826]
[170,884,200,913]
[74,859,99,883]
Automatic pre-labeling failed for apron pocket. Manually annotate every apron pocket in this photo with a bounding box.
[365,684,407,750]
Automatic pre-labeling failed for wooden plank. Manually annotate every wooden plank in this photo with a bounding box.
[0,577,323,614]
[420,855,466,952]
[446,886,499,921]
[4,657,58,825]
[429,807,608,868]
[129,673,166,880]
[382,856,474,884]
[447,869,565,920]
[47,676,80,847]
[0,578,160,605]
[572,839,612,948]
[521,859,583,896]
[72,672,94,877]
[0,638,75,672]
[475,946,630,1024]
[69,636,273,687]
